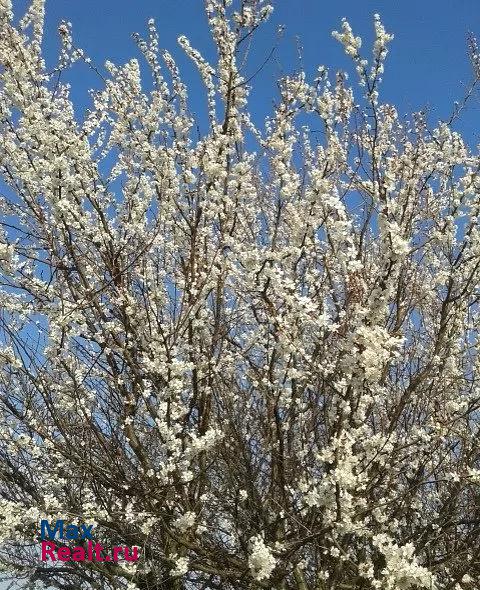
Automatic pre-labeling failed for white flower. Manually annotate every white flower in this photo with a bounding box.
[172,511,196,532]
[248,536,276,581]
[332,19,362,58]
[171,556,189,577]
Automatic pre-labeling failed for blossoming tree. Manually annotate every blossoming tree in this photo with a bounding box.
[0,0,480,588]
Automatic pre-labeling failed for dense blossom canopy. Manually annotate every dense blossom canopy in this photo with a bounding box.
[0,1,480,589]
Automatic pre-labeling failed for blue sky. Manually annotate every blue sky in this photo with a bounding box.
[13,0,480,143]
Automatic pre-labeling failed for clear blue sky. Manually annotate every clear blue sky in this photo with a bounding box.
[14,0,480,143]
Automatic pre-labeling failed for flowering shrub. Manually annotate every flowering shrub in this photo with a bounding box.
[0,0,479,589]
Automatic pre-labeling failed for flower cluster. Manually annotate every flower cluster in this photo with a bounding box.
[0,1,479,589]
